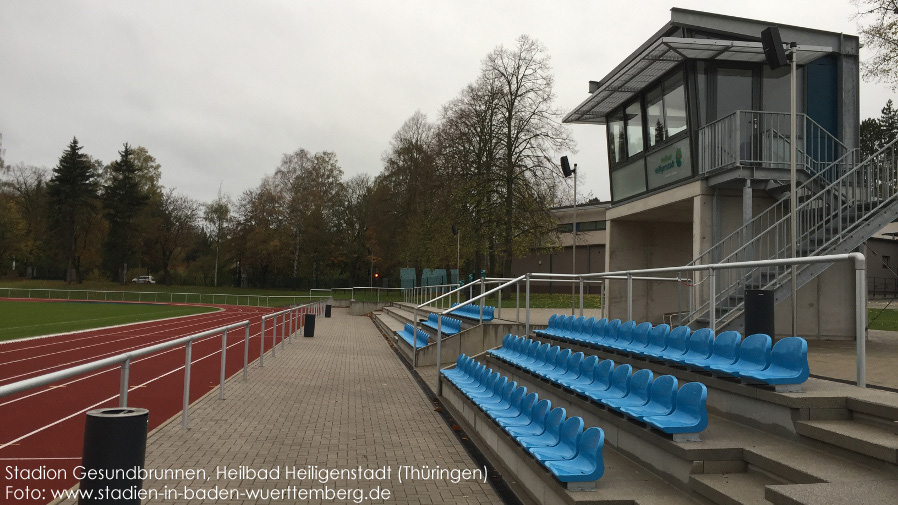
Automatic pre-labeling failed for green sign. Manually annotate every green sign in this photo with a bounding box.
[646,137,692,190]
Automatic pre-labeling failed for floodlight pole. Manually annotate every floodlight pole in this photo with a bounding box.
[572,164,578,315]
[789,43,798,338]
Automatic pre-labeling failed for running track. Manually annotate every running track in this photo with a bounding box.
[0,299,304,505]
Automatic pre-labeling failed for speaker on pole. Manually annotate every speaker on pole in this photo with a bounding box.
[761,26,788,70]
[560,156,574,178]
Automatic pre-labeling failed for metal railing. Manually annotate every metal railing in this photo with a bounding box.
[698,110,849,175]
[0,300,325,432]
[333,286,404,303]
[683,136,898,329]
[0,287,330,307]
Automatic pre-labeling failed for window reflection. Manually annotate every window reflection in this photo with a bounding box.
[646,86,665,147]
[625,102,644,156]
[663,73,687,137]
[607,111,626,164]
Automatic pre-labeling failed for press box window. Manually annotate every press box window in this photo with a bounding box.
[646,72,687,147]
[556,223,574,233]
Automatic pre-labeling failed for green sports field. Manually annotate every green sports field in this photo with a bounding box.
[0,300,217,341]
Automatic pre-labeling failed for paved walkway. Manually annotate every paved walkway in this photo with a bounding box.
[62,308,501,504]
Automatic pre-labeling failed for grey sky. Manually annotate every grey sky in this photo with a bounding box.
[0,1,893,204]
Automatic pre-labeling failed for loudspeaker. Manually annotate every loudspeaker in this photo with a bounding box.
[452,224,458,236]
[560,156,574,177]
[761,27,788,70]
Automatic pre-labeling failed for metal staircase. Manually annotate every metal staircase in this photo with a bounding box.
[684,125,898,333]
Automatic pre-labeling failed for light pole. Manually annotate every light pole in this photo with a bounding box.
[452,224,460,305]
[561,156,578,315]
[762,26,798,337]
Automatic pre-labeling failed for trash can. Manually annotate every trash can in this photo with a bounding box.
[80,407,149,505]
[744,289,775,338]
[304,313,316,337]
[325,304,332,318]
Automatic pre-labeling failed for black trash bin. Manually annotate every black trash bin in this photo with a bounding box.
[304,313,316,337]
[80,407,149,505]
[744,289,775,338]
[325,304,332,318]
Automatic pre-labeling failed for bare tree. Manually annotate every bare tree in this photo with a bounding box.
[148,189,200,284]
[485,35,575,275]
[203,191,232,287]
[854,0,898,87]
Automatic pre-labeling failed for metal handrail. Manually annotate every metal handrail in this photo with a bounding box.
[0,287,330,307]
[0,299,326,433]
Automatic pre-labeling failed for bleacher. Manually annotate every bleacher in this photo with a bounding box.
[420,313,462,335]
[489,334,709,439]
[442,354,606,490]
[395,323,430,348]
[449,302,496,321]
[535,314,809,392]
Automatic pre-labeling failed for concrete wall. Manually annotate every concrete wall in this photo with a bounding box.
[865,239,898,298]
[774,261,857,340]
[348,300,391,315]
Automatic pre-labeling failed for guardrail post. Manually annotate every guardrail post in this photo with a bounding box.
[436,314,443,396]
[182,341,193,430]
[118,358,130,408]
[259,317,265,367]
[479,278,485,322]
[243,322,250,381]
[412,307,419,368]
[516,282,520,323]
[579,276,584,317]
[627,273,633,321]
[219,329,228,400]
[601,280,606,319]
[856,261,867,388]
[281,311,287,350]
[709,267,717,331]
[272,313,277,358]
[498,287,502,320]
[677,273,682,326]
[525,273,531,336]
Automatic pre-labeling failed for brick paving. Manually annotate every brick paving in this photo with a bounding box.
[61,307,501,504]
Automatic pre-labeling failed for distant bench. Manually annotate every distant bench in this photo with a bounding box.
[420,313,462,335]
[396,323,429,348]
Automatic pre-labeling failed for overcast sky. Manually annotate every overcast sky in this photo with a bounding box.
[1,1,893,204]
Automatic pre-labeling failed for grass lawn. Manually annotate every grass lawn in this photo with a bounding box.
[867,308,898,331]
[0,300,217,341]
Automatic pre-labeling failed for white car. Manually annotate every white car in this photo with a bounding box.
[131,275,156,284]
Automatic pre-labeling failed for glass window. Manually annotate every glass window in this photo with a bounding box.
[611,158,646,201]
[625,101,644,156]
[716,67,753,120]
[663,73,687,137]
[762,65,803,114]
[646,86,665,147]
[607,111,625,164]
[576,221,607,232]
[556,223,573,233]
[696,62,708,127]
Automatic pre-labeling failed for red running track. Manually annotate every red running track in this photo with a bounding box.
[0,299,311,505]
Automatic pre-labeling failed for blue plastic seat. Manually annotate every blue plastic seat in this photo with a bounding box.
[529,417,584,461]
[545,427,605,483]
[638,324,671,358]
[572,317,596,343]
[713,333,772,376]
[607,320,636,351]
[658,326,692,362]
[559,355,598,389]
[738,337,809,385]
[539,348,572,377]
[549,352,584,383]
[619,322,652,354]
[585,363,632,401]
[464,371,500,397]
[620,375,677,420]
[535,315,557,337]
[516,407,567,447]
[470,375,508,402]
[520,343,550,369]
[505,401,556,435]
[692,331,741,371]
[571,359,614,396]
[644,382,708,434]
[483,384,525,415]
[601,319,622,346]
[442,354,470,381]
[495,392,538,421]
[527,346,559,374]
[604,369,653,411]
[671,328,714,366]
[503,398,550,430]
[583,318,608,345]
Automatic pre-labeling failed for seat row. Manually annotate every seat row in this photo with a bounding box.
[489,335,708,438]
[535,315,809,387]
[442,354,605,484]
[396,323,430,348]
[449,302,496,321]
[420,313,462,335]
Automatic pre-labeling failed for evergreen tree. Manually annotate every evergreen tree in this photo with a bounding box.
[46,137,99,283]
[879,99,898,145]
[102,143,149,282]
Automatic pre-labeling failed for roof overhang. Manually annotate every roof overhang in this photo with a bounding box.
[563,37,833,125]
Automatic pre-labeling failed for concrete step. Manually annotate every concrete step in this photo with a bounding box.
[690,470,782,505]
[373,311,405,334]
[847,397,898,423]
[765,480,898,505]
[795,419,898,464]
[743,443,892,484]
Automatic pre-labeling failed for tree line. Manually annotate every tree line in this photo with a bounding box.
[0,35,575,289]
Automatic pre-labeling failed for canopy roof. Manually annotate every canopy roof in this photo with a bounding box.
[563,37,832,125]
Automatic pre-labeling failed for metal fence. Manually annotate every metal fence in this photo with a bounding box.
[0,300,325,431]
[0,287,329,307]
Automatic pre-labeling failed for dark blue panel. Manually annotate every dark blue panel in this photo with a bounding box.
[806,55,839,163]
